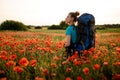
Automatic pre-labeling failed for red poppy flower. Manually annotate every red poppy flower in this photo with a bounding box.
[92,55,98,60]
[53,56,59,61]
[6,61,16,68]
[30,60,37,67]
[51,63,57,68]
[116,47,120,53]
[66,68,72,73]
[73,60,82,66]
[19,57,29,67]
[103,61,108,66]
[113,61,120,66]
[42,69,48,75]
[77,76,83,80]
[19,49,25,54]
[0,51,8,55]
[93,64,100,70]
[83,67,89,76]
[65,77,71,80]
[8,54,17,60]
[112,74,120,80]
[62,61,68,65]
[0,77,7,80]
[13,66,23,73]
[111,43,116,47]
[50,73,56,77]
[35,76,45,80]
[0,55,7,60]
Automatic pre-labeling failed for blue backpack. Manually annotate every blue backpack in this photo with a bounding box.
[75,13,95,52]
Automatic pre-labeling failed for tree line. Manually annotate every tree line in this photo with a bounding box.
[0,20,120,31]
[0,20,68,31]
[95,24,120,30]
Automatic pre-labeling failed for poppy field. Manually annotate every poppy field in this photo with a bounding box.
[0,29,120,80]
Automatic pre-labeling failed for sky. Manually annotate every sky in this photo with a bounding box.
[0,0,120,26]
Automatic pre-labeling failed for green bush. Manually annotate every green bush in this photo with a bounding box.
[0,20,28,31]
[26,25,32,29]
[35,26,42,29]
[48,21,68,30]
[59,21,68,29]
[48,25,62,30]
[95,26,107,30]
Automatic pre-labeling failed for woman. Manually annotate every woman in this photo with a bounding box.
[64,11,80,56]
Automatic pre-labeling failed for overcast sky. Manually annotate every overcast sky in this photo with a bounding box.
[0,0,120,26]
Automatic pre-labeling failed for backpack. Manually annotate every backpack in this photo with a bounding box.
[75,13,95,52]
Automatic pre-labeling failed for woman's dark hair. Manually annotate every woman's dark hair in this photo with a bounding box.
[69,11,80,22]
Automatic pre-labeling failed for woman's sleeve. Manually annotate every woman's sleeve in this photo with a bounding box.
[66,27,71,35]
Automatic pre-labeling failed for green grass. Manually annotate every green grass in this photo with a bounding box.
[29,28,120,34]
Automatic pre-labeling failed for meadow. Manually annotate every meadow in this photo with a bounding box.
[0,28,120,80]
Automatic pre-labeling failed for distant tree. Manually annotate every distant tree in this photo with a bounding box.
[0,20,28,31]
[26,25,34,29]
[35,26,42,29]
[48,24,62,29]
[59,21,68,29]
[48,21,68,30]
